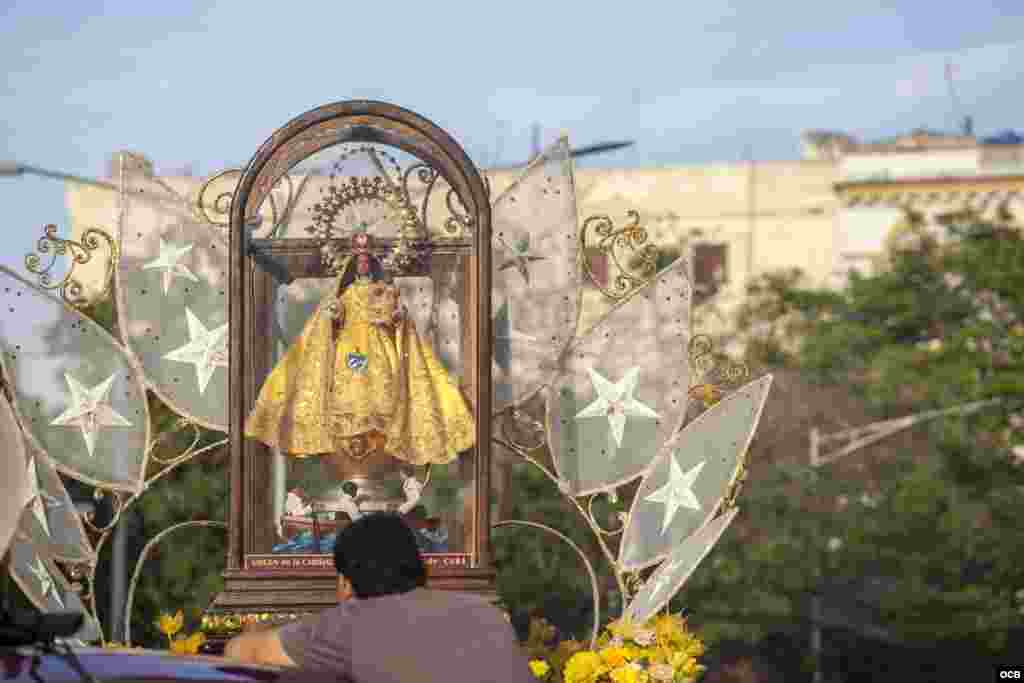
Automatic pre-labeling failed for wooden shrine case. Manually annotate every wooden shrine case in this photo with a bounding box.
[211,101,493,622]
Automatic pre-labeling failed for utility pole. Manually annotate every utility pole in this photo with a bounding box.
[810,593,823,683]
[745,145,756,282]
[944,59,967,135]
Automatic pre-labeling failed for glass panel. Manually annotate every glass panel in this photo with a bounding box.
[242,138,480,570]
[254,267,474,563]
[245,143,473,245]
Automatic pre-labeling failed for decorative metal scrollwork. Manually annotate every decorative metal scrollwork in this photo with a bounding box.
[444,185,474,237]
[687,334,749,409]
[196,169,244,227]
[308,175,426,274]
[720,463,749,512]
[498,407,546,452]
[402,163,440,230]
[580,210,660,301]
[24,224,117,307]
[197,168,303,237]
[305,145,440,274]
[586,490,627,537]
[305,144,472,252]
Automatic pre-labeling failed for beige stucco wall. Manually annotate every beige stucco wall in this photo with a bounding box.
[570,161,839,333]
[65,158,841,339]
[64,181,121,302]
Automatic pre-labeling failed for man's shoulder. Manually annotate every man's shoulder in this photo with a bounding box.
[406,588,496,607]
[309,589,505,626]
[371,589,503,617]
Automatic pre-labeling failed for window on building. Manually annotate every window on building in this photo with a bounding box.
[693,243,727,303]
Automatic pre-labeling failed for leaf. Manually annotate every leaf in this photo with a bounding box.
[117,177,228,431]
[491,138,580,410]
[17,440,94,563]
[0,267,150,492]
[546,259,691,496]
[618,375,771,571]
[7,536,101,642]
[0,390,29,556]
[624,507,738,624]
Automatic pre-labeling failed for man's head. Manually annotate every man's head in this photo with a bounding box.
[332,512,427,600]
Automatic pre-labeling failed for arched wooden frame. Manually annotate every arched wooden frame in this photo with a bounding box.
[225,101,493,599]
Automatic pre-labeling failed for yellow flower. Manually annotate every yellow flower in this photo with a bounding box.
[688,384,722,408]
[599,646,631,668]
[169,632,206,656]
[652,614,687,645]
[157,611,184,638]
[564,651,608,683]
[632,629,656,647]
[648,663,675,682]
[610,664,648,683]
[606,616,638,642]
[529,660,551,679]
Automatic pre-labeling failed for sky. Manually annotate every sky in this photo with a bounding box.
[1,0,1023,271]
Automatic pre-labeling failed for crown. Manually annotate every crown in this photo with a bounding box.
[308,175,429,275]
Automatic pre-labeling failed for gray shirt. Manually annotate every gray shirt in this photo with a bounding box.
[279,588,532,683]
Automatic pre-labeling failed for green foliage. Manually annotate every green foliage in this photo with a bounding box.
[706,209,1024,657]
[494,460,621,642]
[128,394,227,647]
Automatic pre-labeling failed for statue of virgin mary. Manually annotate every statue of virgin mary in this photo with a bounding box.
[244,229,475,476]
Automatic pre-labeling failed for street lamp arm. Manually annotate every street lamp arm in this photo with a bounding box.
[0,160,119,192]
[0,160,24,176]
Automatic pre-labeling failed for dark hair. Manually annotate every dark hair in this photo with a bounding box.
[337,253,385,293]
[333,512,427,598]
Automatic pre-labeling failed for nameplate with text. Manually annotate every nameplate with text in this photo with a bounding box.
[244,553,471,571]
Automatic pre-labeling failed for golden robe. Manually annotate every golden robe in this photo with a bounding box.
[244,277,475,465]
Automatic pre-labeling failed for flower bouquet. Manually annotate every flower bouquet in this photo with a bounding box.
[527,613,705,683]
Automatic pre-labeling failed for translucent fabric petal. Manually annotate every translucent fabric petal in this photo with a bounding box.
[491,138,580,410]
[18,440,94,563]
[117,176,228,430]
[624,508,739,623]
[618,375,772,571]
[8,536,101,642]
[546,259,691,496]
[0,267,150,493]
[0,391,29,557]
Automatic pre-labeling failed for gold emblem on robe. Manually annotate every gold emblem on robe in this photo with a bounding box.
[244,276,475,465]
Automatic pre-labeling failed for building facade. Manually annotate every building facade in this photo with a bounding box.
[64,130,1023,337]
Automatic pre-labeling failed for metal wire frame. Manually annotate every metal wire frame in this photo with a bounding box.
[84,435,228,643]
[492,432,630,612]
[123,520,227,646]
[492,520,600,649]
[490,324,759,619]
